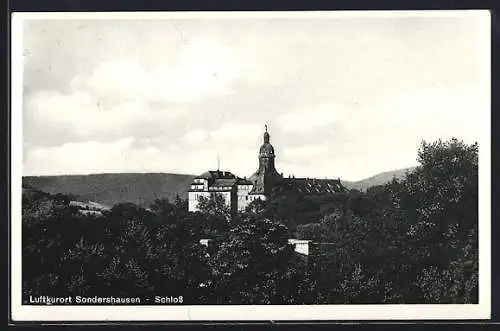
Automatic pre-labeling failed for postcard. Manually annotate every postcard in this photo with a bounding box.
[10,10,491,322]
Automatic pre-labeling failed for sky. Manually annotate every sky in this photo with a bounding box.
[18,11,490,181]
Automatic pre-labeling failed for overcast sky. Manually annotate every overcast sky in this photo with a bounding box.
[19,11,489,181]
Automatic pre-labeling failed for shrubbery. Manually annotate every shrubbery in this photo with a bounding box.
[22,138,478,304]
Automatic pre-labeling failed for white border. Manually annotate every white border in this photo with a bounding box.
[10,10,491,322]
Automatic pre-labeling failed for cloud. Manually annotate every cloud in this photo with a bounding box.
[283,144,328,159]
[20,16,489,180]
[277,103,347,134]
[22,85,487,180]
[180,123,265,176]
[70,60,149,104]
[22,137,259,178]
[215,147,260,177]
[24,138,136,175]
[23,36,243,148]
[273,85,487,180]
[24,89,187,143]
[24,138,197,176]
[70,41,239,105]
[182,129,208,145]
[208,122,262,147]
[338,86,486,148]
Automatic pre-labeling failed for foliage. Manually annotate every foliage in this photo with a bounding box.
[208,216,306,304]
[22,138,478,305]
[149,195,188,225]
[294,138,479,304]
[195,194,231,236]
[22,194,210,303]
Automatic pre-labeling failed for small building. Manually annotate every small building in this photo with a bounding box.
[69,200,111,216]
[288,239,312,256]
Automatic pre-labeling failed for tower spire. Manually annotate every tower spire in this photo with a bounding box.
[217,153,220,171]
[263,123,270,143]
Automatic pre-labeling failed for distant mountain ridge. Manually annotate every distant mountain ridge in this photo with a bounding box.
[341,167,416,191]
[23,168,415,208]
[23,173,195,208]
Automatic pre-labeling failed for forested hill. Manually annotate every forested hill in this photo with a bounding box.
[23,168,412,208]
[341,167,416,191]
[22,173,195,208]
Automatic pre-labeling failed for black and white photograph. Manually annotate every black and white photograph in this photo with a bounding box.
[10,10,491,321]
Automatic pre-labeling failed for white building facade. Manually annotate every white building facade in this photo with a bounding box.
[187,170,265,214]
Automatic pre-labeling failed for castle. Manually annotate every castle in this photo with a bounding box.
[188,126,346,213]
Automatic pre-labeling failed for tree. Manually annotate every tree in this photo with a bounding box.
[195,194,231,236]
[209,216,305,304]
[21,137,478,305]
[361,138,479,303]
[197,194,231,219]
[147,221,212,303]
[149,196,188,225]
[150,198,177,221]
[296,223,323,241]
[94,203,156,297]
[244,198,267,215]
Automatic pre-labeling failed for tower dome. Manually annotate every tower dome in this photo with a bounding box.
[259,143,275,157]
[259,125,274,156]
[264,130,270,143]
[249,124,282,195]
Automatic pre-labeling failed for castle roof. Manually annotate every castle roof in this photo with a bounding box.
[287,177,345,194]
[196,170,237,180]
[236,178,253,185]
[191,171,253,190]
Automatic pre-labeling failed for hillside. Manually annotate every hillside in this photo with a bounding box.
[341,167,415,191]
[23,173,195,208]
[23,168,415,208]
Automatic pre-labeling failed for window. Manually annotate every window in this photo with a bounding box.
[245,196,248,201]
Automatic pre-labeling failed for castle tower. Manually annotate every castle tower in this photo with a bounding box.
[249,125,282,195]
